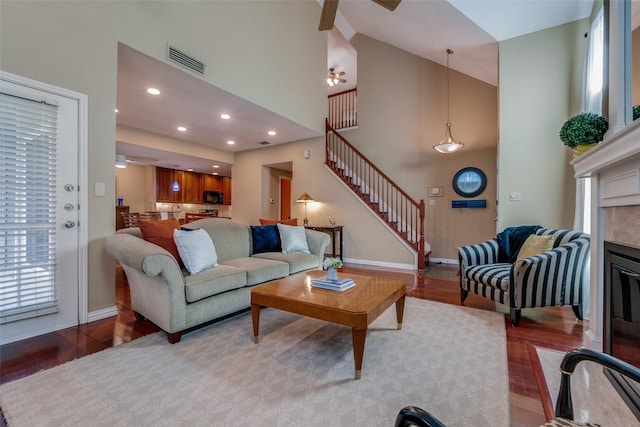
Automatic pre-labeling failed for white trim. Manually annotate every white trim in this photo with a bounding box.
[343,257,415,271]
[0,70,89,327]
[0,320,79,346]
[428,257,458,266]
[87,306,118,323]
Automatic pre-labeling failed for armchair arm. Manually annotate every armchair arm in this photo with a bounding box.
[456,238,499,268]
[510,237,590,309]
[556,348,640,420]
[305,229,331,267]
[395,406,446,427]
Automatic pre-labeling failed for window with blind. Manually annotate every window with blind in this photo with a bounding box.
[0,92,59,323]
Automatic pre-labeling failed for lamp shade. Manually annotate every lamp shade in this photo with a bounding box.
[296,192,314,203]
[433,122,464,153]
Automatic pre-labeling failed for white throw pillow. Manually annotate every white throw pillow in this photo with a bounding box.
[173,228,218,275]
[277,223,310,254]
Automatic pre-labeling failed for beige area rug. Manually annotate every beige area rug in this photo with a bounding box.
[1,298,509,427]
[536,347,639,426]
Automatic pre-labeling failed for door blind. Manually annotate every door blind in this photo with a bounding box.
[0,92,59,323]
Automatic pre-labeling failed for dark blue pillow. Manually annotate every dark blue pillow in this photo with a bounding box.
[251,225,281,254]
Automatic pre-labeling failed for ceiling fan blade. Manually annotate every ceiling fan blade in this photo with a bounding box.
[371,0,401,11]
[337,71,345,77]
[338,78,347,83]
[319,0,339,31]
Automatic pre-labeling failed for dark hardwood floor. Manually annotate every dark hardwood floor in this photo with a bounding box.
[0,263,585,426]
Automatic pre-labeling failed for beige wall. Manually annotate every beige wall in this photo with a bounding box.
[498,20,588,231]
[115,164,149,214]
[348,34,499,260]
[0,1,327,313]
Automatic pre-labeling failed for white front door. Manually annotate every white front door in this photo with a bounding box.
[0,72,87,345]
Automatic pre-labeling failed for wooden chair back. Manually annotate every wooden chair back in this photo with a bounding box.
[184,212,214,223]
[121,212,140,228]
[139,212,160,221]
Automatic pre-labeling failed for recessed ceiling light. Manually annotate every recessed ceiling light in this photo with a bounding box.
[227,140,235,145]
[186,168,193,172]
[147,87,160,95]
[114,108,119,113]
[268,130,276,136]
[212,165,220,168]
[220,113,231,120]
[177,126,187,132]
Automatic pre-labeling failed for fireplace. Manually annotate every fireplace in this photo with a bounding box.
[604,241,640,421]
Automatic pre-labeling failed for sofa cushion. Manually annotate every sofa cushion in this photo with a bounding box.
[183,264,247,303]
[516,234,553,261]
[464,263,511,291]
[138,217,183,266]
[277,224,310,254]
[183,219,251,262]
[174,228,218,275]
[252,252,320,274]
[220,257,288,286]
[250,224,281,254]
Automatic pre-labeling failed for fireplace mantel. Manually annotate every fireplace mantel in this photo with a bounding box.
[572,121,640,350]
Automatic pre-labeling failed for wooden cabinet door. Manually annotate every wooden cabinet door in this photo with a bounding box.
[222,176,232,205]
[204,174,222,191]
[183,171,204,203]
[172,170,184,202]
[156,167,174,202]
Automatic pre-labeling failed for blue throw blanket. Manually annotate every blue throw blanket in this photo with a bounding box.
[496,225,542,263]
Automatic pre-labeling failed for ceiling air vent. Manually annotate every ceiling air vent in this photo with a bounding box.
[259,141,272,145]
[167,45,205,75]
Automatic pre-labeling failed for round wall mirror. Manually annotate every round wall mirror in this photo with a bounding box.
[452,167,487,198]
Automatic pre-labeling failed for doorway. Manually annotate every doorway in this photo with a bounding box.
[280,177,291,220]
[0,72,88,345]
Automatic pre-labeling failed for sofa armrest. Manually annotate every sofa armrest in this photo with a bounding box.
[105,233,185,289]
[305,229,331,267]
[510,237,590,308]
[456,238,499,268]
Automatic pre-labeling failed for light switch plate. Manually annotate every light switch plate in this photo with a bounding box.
[94,182,105,197]
[509,191,521,201]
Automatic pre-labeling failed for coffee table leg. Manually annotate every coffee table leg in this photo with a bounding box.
[352,327,367,380]
[251,304,261,344]
[396,294,406,330]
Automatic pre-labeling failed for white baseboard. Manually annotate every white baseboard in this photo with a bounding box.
[88,306,118,323]
[428,257,458,266]
[343,257,415,270]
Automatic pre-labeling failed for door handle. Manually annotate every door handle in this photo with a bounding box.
[64,221,76,228]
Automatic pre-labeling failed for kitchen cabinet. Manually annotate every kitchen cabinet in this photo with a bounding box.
[182,171,203,203]
[204,174,222,191]
[156,167,183,202]
[156,167,231,205]
[222,177,232,205]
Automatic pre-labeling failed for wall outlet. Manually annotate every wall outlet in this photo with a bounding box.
[509,191,521,201]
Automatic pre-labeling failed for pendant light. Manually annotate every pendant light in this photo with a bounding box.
[433,49,464,154]
[172,166,180,192]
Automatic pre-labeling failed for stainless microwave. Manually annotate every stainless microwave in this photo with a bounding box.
[203,191,223,204]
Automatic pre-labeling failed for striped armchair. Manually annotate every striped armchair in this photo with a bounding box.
[456,228,590,326]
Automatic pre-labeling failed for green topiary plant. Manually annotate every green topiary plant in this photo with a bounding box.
[559,112,608,148]
[633,105,640,121]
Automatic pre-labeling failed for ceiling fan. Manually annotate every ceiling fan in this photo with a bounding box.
[319,0,402,31]
[327,67,346,86]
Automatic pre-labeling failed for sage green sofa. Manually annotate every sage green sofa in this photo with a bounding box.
[105,218,330,343]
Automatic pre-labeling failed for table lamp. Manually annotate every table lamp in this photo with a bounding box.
[296,192,315,226]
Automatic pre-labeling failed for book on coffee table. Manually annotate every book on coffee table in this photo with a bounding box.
[311,277,355,291]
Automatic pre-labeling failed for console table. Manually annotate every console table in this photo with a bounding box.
[305,225,343,259]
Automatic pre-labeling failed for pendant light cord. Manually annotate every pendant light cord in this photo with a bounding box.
[446,48,452,124]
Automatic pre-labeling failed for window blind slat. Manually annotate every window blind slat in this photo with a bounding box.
[0,92,59,320]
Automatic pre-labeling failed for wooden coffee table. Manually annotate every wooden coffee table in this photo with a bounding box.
[250,270,406,379]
